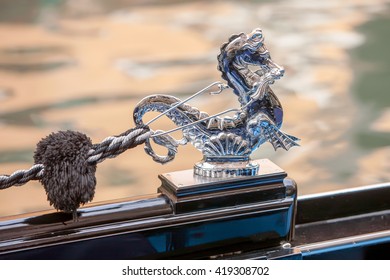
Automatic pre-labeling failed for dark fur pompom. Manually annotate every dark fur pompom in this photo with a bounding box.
[34,130,97,213]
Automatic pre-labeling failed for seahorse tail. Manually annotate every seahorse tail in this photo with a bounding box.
[133,95,210,164]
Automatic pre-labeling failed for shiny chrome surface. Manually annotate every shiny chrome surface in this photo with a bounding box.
[1,1,390,217]
[158,159,292,214]
[133,29,298,177]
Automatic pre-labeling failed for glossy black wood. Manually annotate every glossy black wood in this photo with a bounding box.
[0,194,172,254]
[297,183,390,224]
[0,177,388,259]
[0,161,297,259]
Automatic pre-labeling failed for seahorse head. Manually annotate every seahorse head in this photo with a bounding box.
[217,28,283,104]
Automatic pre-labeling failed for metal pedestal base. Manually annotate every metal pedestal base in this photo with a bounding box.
[194,159,259,178]
[157,158,297,254]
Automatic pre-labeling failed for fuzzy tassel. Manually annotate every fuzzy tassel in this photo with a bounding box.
[34,131,97,219]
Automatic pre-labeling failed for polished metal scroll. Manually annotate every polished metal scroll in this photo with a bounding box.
[133,28,299,177]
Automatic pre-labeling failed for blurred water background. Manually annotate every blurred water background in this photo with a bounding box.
[0,0,389,216]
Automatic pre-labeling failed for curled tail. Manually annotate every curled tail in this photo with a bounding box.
[133,95,209,164]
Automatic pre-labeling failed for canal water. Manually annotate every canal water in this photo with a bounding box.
[0,0,389,216]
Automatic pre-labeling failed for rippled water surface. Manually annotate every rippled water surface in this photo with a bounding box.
[0,0,389,216]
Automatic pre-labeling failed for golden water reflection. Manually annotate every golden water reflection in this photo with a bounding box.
[0,0,389,216]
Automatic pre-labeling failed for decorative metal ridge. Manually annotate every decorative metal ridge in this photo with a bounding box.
[133,28,299,177]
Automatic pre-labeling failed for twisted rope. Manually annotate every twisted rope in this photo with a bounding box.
[0,164,45,189]
[88,126,151,164]
[0,126,151,190]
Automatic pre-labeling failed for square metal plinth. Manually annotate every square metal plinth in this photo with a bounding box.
[158,159,292,214]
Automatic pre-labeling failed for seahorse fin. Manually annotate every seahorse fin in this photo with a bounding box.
[263,125,300,151]
[285,134,300,143]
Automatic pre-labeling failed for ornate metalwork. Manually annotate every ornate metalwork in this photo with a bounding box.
[133,28,299,177]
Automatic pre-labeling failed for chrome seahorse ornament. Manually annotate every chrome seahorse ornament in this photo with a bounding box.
[133,28,299,177]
